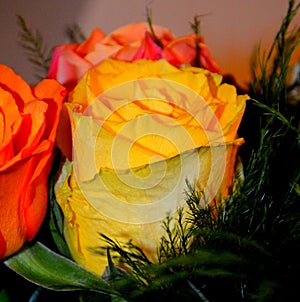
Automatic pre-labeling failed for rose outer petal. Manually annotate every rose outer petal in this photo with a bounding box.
[48,45,93,88]
[0,64,35,104]
[102,22,174,46]
[163,34,221,73]
[55,140,243,275]
[0,67,65,259]
[0,156,48,258]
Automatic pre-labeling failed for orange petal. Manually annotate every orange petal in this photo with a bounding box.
[0,64,34,104]
[76,28,106,56]
[163,35,196,65]
[85,44,122,64]
[0,89,21,165]
[0,157,46,258]
[33,78,66,142]
[24,153,52,240]
[0,67,65,259]
[103,22,174,46]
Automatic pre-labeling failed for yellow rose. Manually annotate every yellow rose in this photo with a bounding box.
[55,59,248,275]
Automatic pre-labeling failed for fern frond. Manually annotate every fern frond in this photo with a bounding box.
[16,15,52,80]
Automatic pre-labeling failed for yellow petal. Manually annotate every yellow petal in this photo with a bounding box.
[55,139,242,275]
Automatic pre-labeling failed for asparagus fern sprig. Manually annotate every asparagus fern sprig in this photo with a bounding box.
[16,15,52,80]
[250,0,300,111]
[65,23,86,43]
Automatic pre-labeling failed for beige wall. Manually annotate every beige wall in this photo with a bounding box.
[1,0,299,86]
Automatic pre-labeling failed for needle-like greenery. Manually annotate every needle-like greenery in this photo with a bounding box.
[65,24,86,43]
[145,4,164,49]
[17,15,52,80]
[190,15,202,68]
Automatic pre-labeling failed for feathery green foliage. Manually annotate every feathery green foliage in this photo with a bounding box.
[190,15,202,68]
[250,0,300,109]
[145,4,164,49]
[17,15,52,80]
[65,24,87,43]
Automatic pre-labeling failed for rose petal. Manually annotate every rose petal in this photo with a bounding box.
[0,156,47,258]
[76,28,106,56]
[85,44,122,65]
[48,45,92,87]
[55,140,242,275]
[164,35,221,73]
[0,66,66,259]
[102,22,174,46]
[0,90,22,165]
[33,79,66,141]
[0,64,34,105]
[132,32,163,61]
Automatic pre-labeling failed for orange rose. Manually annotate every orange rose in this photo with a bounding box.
[48,22,219,89]
[0,64,66,259]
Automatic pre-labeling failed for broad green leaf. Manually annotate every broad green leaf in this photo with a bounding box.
[4,242,117,297]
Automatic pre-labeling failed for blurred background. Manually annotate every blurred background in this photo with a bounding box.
[1,0,299,88]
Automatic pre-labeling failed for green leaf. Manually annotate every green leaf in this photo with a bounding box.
[4,242,117,297]
[48,197,72,258]
[47,149,72,259]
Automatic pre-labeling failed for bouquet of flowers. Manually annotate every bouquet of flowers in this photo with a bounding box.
[0,1,299,301]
